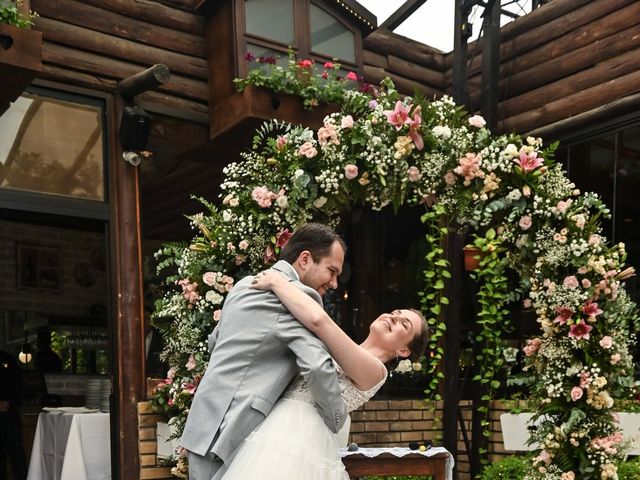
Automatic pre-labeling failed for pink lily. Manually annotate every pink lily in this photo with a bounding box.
[408,106,424,150]
[553,306,573,325]
[515,150,544,172]
[383,101,413,130]
[569,320,593,340]
[582,299,603,318]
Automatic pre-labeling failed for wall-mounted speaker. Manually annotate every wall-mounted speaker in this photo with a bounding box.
[119,105,152,151]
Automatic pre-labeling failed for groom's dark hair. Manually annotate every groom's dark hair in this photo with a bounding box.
[280,223,346,264]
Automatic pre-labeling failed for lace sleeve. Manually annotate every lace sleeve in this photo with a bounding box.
[338,361,388,412]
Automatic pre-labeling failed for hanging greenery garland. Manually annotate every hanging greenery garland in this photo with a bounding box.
[151,65,639,480]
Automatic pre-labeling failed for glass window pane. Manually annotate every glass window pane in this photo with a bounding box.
[245,43,290,74]
[245,0,294,45]
[0,94,105,201]
[310,3,355,63]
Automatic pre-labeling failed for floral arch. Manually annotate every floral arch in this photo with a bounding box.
[152,78,638,480]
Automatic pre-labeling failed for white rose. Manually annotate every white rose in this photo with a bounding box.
[276,195,288,209]
[394,359,412,373]
[432,125,451,138]
[205,290,223,304]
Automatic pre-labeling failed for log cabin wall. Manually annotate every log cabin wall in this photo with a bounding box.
[441,0,640,136]
[363,29,446,99]
[30,0,209,122]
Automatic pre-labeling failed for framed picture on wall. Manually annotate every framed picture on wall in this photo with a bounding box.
[16,243,61,290]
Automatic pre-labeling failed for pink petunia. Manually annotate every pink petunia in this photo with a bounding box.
[515,150,544,172]
[569,321,593,341]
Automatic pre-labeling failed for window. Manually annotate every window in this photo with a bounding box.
[245,0,295,45]
[310,3,356,64]
[0,91,106,202]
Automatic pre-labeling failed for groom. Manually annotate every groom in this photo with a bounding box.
[181,223,348,480]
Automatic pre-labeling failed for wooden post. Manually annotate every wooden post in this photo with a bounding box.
[481,0,500,130]
[453,0,471,109]
[111,95,146,480]
[117,64,170,103]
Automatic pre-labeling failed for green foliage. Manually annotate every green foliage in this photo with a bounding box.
[363,476,432,480]
[479,455,531,480]
[619,457,640,480]
[0,0,37,28]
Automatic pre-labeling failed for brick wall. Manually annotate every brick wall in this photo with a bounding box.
[136,395,522,480]
[0,219,108,322]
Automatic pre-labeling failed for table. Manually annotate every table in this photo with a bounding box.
[341,447,453,480]
[26,411,111,480]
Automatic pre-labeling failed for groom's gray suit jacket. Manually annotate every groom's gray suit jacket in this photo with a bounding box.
[180,260,348,465]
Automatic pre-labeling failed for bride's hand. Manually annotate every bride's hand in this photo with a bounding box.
[250,270,283,291]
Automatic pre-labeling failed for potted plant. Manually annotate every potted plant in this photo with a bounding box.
[0,0,41,111]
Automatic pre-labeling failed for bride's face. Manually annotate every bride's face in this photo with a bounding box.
[368,309,422,356]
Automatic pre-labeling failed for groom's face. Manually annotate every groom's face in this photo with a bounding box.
[298,241,344,296]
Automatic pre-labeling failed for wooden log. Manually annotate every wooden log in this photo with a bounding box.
[465,4,640,107]
[80,0,203,35]
[363,65,442,98]
[363,50,388,69]
[449,0,636,77]
[119,64,170,102]
[387,55,446,89]
[527,91,640,139]
[364,29,445,71]
[499,68,640,134]
[42,42,208,102]
[498,47,640,119]
[31,0,205,58]
[35,17,208,80]
[153,0,199,12]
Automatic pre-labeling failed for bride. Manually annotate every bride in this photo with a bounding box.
[217,269,429,480]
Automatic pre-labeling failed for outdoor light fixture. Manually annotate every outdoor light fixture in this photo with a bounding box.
[18,340,33,364]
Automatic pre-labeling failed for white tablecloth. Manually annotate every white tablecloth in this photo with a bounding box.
[27,411,111,480]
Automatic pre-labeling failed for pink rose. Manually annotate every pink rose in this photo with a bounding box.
[556,200,571,213]
[323,61,334,69]
[251,186,275,208]
[444,171,457,185]
[518,215,532,230]
[407,166,421,182]
[581,278,591,288]
[185,354,196,371]
[611,353,621,364]
[563,275,579,289]
[202,272,216,286]
[599,336,613,349]
[523,337,542,356]
[213,309,222,321]
[340,115,354,129]
[238,240,249,250]
[468,115,486,128]
[571,386,583,401]
[346,71,358,81]
[298,141,317,158]
[344,164,359,180]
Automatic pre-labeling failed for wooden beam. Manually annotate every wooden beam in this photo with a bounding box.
[31,0,205,58]
[35,17,208,80]
[363,29,445,71]
[387,55,447,89]
[379,0,428,31]
[118,64,170,102]
[363,65,442,98]
[480,0,500,129]
[527,91,640,140]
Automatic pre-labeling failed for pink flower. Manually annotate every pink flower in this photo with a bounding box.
[468,115,486,128]
[611,353,621,364]
[518,215,532,230]
[263,244,276,264]
[535,450,551,465]
[444,171,457,185]
[166,367,176,381]
[182,382,197,395]
[276,135,287,151]
[554,307,573,325]
[556,199,571,214]
[238,240,249,250]
[563,275,579,289]
[515,150,544,172]
[599,336,613,349]
[213,309,222,322]
[571,386,584,401]
[383,101,413,130]
[569,320,593,340]
[202,272,216,286]
[317,123,339,146]
[323,61,335,69]
[297,59,313,68]
[346,71,358,81]
[340,115,354,129]
[185,354,196,371]
[251,186,275,208]
[298,141,317,158]
[454,153,484,186]
[275,229,293,249]
[408,105,424,150]
[344,164,359,179]
[581,278,591,288]
[523,338,542,356]
[583,299,603,318]
[407,166,421,182]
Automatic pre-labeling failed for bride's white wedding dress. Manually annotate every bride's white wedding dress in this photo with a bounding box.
[220,361,387,480]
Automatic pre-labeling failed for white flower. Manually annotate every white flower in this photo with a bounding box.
[205,290,223,304]
[432,125,451,138]
[395,359,412,373]
[276,196,288,209]
[313,196,328,208]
